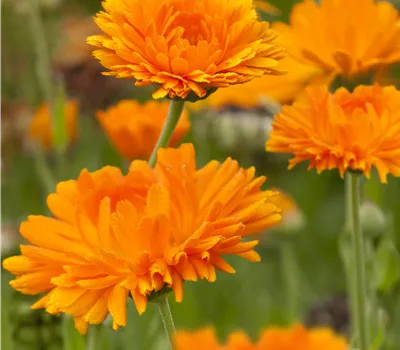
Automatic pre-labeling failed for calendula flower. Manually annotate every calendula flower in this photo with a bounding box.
[175,328,222,350]
[197,56,320,109]
[274,0,400,78]
[3,144,281,334]
[174,324,348,349]
[87,0,285,101]
[266,85,400,183]
[29,100,78,150]
[97,100,190,160]
[228,324,348,349]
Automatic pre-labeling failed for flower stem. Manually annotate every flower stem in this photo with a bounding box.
[86,326,99,350]
[349,172,369,350]
[148,100,185,167]
[281,240,298,323]
[345,173,359,338]
[157,293,176,350]
[28,0,53,108]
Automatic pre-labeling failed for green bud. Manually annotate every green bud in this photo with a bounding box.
[274,209,306,235]
[359,201,387,238]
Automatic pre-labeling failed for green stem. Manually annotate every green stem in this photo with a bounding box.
[28,0,53,108]
[34,146,57,195]
[157,294,176,350]
[148,100,185,167]
[281,241,298,323]
[349,173,369,350]
[345,173,359,339]
[86,326,99,350]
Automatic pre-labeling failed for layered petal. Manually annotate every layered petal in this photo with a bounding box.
[3,143,281,333]
[266,85,400,183]
[87,0,285,100]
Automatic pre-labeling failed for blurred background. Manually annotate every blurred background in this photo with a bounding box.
[2,0,400,349]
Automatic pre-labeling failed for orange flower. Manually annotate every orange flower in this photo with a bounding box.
[175,328,222,350]
[228,324,348,350]
[274,0,400,78]
[174,324,348,350]
[266,85,400,183]
[29,100,78,149]
[97,100,190,160]
[195,56,320,109]
[87,0,285,101]
[2,144,281,334]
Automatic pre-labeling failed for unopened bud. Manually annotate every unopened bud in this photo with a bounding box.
[359,201,387,238]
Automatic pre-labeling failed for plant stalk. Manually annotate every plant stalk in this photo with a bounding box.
[157,294,176,350]
[349,172,369,350]
[148,100,185,167]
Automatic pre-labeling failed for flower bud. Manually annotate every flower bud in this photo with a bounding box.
[359,201,387,238]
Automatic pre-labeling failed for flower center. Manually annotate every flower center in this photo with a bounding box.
[175,12,211,45]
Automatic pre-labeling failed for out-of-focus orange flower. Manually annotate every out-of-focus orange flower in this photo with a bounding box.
[175,328,222,350]
[274,0,400,78]
[3,144,281,334]
[29,100,78,150]
[266,85,400,183]
[174,324,348,350]
[97,100,190,160]
[228,324,348,349]
[195,56,320,109]
[87,0,285,101]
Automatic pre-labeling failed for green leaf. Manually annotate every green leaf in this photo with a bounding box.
[375,238,400,293]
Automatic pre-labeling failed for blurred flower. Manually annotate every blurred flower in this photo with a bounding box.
[228,324,348,349]
[97,100,190,160]
[175,328,221,350]
[269,189,305,234]
[54,15,99,68]
[194,56,321,109]
[274,0,400,78]
[359,200,388,238]
[87,0,285,101]
[53,15,120,110]
[29,100,78,150]
[3,144,281,334]
[174,324,348,349]
[254,0,280,15]
[266,85,400,183]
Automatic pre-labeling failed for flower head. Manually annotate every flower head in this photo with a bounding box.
[97,100,190,159]
[274,0,400,78]
[228,324,348,350]
[174,324,348,350]
[29,100,78,150]
[266,85,400,183]
[87,0,285,101]
[3,144,281,333]
[175,328,222,350]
